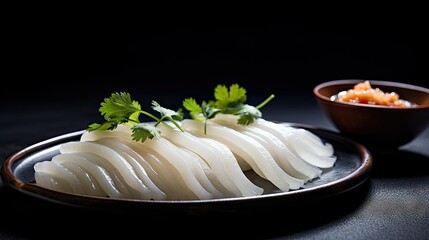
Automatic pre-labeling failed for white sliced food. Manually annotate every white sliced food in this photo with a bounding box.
[182,119,292,192]
[139,137,214,199]
[52,159,106,197]
[80,129,131,142]
[60,141,154,199]
[104,124,214,199]
[94,138,167,200]
[180,148,234,198]
[183,128,254,172]
[282,132,337,168]
[200,138,264,196]
[34,161,85,194]
[51,153,126,198]
[158,124,263,197]
[125,143,199,200]
[82,127,199,199]
[179,147,227,198]
[253,118,337,168]
[209,118,307,187]
[34,171,74,193]
[283,126,334,157]
[158,124,239,197]
[166,145,224,198]
[211,114,322,180]
[75,152,136,197]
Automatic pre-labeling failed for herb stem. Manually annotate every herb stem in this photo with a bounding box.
[143,111,185,132]
[169,118,185,132]
[256,94,275,109]
[140,110,162,122]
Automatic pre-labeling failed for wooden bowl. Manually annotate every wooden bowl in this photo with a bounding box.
[313,79,429,152]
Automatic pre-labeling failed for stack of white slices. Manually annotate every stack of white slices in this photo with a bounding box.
[33,113,336,200]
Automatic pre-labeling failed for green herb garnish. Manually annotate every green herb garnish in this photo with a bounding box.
[183,98,221,134]
[183,83,275,133]
[88,84,273,140]
[87,92,184,142]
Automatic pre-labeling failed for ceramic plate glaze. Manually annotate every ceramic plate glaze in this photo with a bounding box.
[1,123,372,216]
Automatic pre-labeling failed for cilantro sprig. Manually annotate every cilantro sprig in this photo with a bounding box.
[183,98,221,134]
[88,92,184,142]
[183,83,275,133]
[87,84,273,139]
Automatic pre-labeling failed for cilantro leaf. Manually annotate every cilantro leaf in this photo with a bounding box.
[151,100,184,131]
[88,92,185,142]
[214,84,274,126]
[237,104,262,125]
[131,123,161,142]
[87,121,121,131]
[182,83,274,129]
[183,97,221,134]
[201,101,221,119]
[214,84,274,125]
[214,83,247,110]
[183,98,204,121]
[151,101,184,122]
[99,92,141,121]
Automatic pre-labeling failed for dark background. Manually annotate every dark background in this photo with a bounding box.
[5,21,425,107]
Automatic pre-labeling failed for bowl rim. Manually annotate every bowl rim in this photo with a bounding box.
[313,79,429,110]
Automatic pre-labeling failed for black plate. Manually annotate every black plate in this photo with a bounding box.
[1,123,372,216]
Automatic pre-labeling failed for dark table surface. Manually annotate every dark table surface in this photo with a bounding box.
[1,95,428,240]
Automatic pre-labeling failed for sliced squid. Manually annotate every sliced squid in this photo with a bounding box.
[211,114,322,180]
[52,159,105,197]
[207,118,309,185]
[86,131,201,200]
[179,147,226,198]
[95,125,215,200]
[34,161,84,194]
[34,171,74,193]
[283,126,334,157]
[138,137,214,199]
[123,141,200,200]
[199,137,264,196]
[34,161,80,193]
[253,119,337,168]
[182,119,302,191]
[157,124,263,197]
[34,112,337,200]
[157,144,224,198]
[59,141,154,199]
[280,132,337,169]
[74,137,198,200]
[93,138,167,200]
[50,153,126,199]
[81,128,130,142]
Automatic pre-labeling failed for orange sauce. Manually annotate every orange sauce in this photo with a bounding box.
[334,81,416,107]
